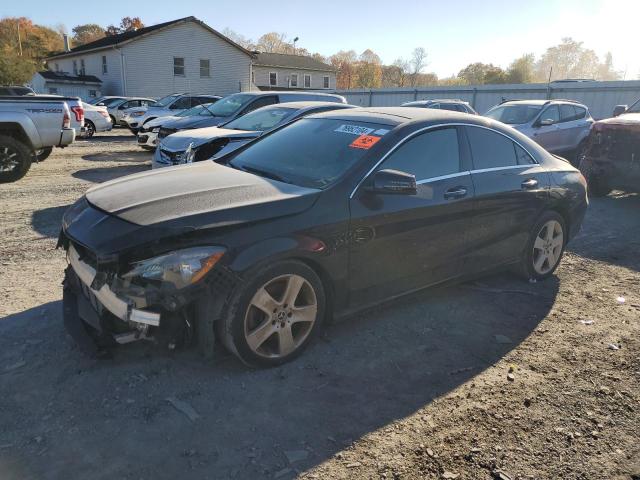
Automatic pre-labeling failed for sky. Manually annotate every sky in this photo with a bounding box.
[4,0,640,78]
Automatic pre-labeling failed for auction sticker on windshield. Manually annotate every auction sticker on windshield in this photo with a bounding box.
[335,124,375,136]
[350,134,381,149]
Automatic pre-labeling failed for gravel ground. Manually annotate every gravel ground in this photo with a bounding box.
[0,130,639,480]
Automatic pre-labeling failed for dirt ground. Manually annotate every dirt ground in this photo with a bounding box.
[0,129,639,480]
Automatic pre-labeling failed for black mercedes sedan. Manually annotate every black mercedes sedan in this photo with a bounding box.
[60,107,588,367]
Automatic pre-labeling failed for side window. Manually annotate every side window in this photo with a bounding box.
[428,103,440,109]
[560,104,578,122]
[573,106,586,120]
[466,126,518,169]
[539,105,560,124]
[170,97,191,109]
[439,104,459,112]
[380,127,461,181]
[243,96,278,114]
[515,144,536,165]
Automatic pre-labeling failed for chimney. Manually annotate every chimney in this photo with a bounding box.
[63,34,71,52]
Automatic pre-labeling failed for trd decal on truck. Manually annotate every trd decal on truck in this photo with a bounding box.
[26,108,64,114]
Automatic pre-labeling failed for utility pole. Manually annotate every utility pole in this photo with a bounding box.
[17,20,23,56]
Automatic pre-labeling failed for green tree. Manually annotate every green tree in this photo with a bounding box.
[458,62,506,84]
[506,54,535,83]
[71,24,105,46]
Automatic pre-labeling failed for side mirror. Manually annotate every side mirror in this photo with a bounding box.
[366,169,417,195]
[539,118,555,126]
[613,105,627,117]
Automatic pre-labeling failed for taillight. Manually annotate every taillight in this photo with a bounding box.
[70,105,84,123]
[98,110,110,119]
[62,104,71,128]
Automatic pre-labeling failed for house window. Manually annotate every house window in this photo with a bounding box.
[323,76,330,89]
[269,72,277,86]
[73,60,78,75]
[102,56,107,74]
[290,73,298,87]
[80,59,86,75]
[200,59,210,78]
[173,57,185,76]
[304,74,311,88]
[48,87,58,94]
[88,90,97,97]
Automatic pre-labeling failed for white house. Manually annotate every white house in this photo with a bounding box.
[31,71,103,99]
[252,52,336,91]
[40,16,254,99]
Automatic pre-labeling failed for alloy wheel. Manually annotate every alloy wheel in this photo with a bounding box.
[0,145,19,172]
[244,274,317,358]
[532,220,564,275]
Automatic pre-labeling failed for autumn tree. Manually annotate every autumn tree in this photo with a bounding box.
[71,24,105,46]
[356,49,382,88]
[105,17,144,36]
[409,47,428,86]
[222,27,255,50]
[458,62,507,84]
[256,32,290,53]
[330,50,359,89]
[506,54,535,83]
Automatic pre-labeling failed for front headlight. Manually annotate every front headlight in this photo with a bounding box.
[131,111,145,117]
[122,246,225,289]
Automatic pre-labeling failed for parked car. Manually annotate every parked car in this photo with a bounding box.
[88,96,127,106]
[0,95,75,182]
[37,94,85,139]
[153,101,356,168]
[401,99,477,114]
[578,97,640,196]
[136,102,220,150]
[0,85,35,96]
[82,102,113,137]
[60,107,587,366]
[107,97,157,126]
[121,93,221,132]
[485,99,594,163]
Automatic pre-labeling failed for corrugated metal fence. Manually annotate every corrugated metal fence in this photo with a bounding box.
[335,80,640,119]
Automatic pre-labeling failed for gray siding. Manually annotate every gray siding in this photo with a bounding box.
[47,50,123,95]
[336,80,640,120]
[30,73,102,100]
[253,65,335,90]
[120,22,251,97]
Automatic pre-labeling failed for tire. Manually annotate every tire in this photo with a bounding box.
[578,160,612,197]
[109,115,116,125]
[0,134,33,183]
[518,211,567,281]
[221,260,326,367]
[34,146,53,162]
[84,120,96,138]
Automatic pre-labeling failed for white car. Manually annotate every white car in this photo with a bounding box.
[121,93,220,132]
[106,97,156,126]
[82,102,112,137]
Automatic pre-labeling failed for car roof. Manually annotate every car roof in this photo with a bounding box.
[404,99,469,105]
[499,99,587,107]
[258,101,354,111]
[308,106,485,126]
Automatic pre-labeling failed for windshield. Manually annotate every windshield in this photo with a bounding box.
[224,107,296,132]
[229,118,391,189]
[155,94,180,107]
[485,104,543,124]
[176,104,215,117]
[101,98,125,107]
[626,98,640,113]
[207,94,254,117]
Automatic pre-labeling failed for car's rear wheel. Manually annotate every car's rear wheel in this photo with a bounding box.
[84,120,96,138]
[221,261,326,367]
[519,211,566,281]
[34,147,53,162]
[0,135,32,183]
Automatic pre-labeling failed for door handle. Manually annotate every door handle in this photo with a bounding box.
[521,178,538,189]
[444,186,467,199]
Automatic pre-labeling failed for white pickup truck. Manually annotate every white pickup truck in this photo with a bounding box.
[0,96,76,183]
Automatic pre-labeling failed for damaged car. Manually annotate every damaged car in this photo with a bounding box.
[153,101,355,168]
[60,107,588,367]
[578,97,640,196]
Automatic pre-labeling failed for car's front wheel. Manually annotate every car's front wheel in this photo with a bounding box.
[221,261,326,367]
[519,211,566,281]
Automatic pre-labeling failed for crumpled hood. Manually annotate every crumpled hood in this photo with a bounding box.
[85,161,320,228]
[160,126,259,151]
[593,113,640,131]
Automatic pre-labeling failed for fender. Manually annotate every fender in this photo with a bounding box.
[0,113,41,149]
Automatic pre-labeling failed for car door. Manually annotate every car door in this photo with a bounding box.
[532,104,562,152]
[558,104,591,150]
[348,126,475,306]
[463,125,550,273]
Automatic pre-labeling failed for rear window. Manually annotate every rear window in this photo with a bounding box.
[229,118,392,189]
[485,104,542,124]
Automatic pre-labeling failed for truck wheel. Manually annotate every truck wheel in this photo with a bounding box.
[0,134,33,183]
[34,147,53,162]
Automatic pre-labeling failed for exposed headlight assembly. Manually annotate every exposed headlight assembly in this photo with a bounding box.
[131,111,145,117]
[122,246,225,289]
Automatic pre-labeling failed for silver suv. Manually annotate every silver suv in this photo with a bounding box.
[485,99,593,163]
[402,99,477,114]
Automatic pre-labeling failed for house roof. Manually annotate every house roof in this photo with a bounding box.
[46,16,254,60]
[253,52,335,72]
[37,71,102,84]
